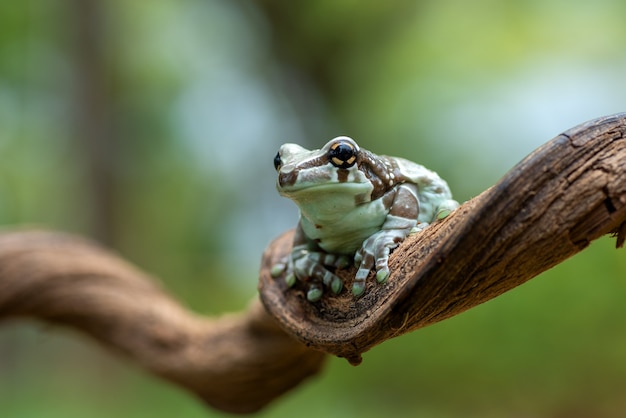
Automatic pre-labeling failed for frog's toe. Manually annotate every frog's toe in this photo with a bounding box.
[335,255,351,269]
[355,265,371,281]
[351,280,366,296]
[318,269,343,295]
[436,209,452,219]
[436,199,459,219]
[376,267,390,283]
[410,222,428,234]
[374,248,393,284]
[330,276,343,294]
[270,262,286,278]
[285,272,296,287]
[307,285,323,302]
[353,251,363,266]
[352,267,370,297]
[356,249,375,272]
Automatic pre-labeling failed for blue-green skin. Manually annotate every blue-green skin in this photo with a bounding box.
[271,136,458,302]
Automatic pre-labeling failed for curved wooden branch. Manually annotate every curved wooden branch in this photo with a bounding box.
[1,114,625,413]
[0,231,325,414]
[259,113,626,365]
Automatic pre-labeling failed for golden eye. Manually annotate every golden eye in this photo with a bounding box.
[329,141,357,168]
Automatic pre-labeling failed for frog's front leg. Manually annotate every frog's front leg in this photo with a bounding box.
[353,184,419,296]
[271,224,349,302]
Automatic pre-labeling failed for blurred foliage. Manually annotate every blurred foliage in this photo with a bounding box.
[0,0,626,417]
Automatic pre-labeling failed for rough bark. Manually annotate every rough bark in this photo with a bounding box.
[0,114,625,412]
[259,113,626,365]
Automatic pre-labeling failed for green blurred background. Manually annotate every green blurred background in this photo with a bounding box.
[1,0,626,417]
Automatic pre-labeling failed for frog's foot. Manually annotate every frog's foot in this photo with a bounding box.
[409,222,429,235]
[353,229,407,296]
[408,200,459,234]
[436,199,459,219]
[272,248,349,301]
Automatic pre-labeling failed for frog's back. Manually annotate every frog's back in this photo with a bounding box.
[387,155,456,223]
[389,156,452,197]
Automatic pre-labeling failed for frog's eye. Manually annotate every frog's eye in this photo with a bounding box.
[273,152,282,171]
[328,141,357,169]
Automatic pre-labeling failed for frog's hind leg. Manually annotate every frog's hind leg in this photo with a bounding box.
[353,253,374,296]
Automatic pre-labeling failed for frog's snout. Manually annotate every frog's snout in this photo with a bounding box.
[277,167,299,188]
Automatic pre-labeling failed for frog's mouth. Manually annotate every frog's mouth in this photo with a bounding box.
[278,181,371,195]
[278,163,371,191]
[278,182,375,212]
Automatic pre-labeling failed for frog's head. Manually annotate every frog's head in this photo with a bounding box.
[273,136,379,218]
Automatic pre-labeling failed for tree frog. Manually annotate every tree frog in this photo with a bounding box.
[271,136,458,302]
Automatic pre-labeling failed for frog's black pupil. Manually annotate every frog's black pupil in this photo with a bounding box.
[273,152,282,171]
[329,142,357,168]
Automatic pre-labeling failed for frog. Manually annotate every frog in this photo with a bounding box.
[271,136,459,302]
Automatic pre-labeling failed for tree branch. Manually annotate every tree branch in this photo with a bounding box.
[0,231,325,414]
[259,113,626,365]
[1,114,625,413]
